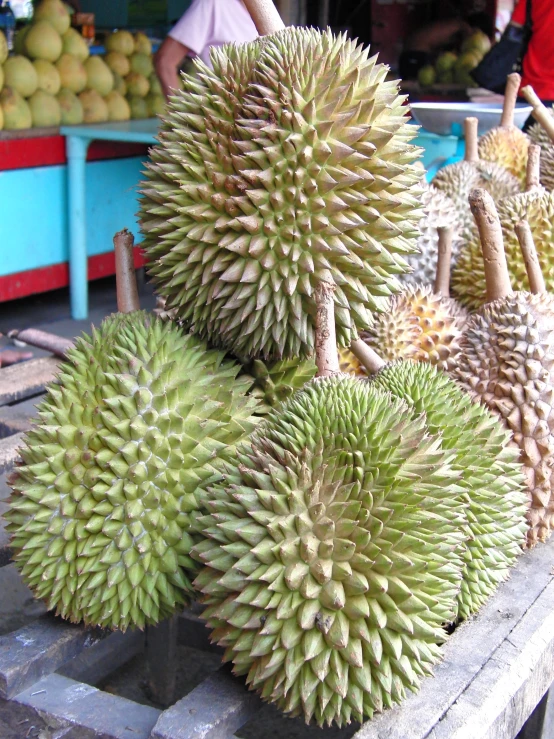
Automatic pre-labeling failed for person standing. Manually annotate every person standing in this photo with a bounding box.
[511,0,554,106]
[155,0,259,98]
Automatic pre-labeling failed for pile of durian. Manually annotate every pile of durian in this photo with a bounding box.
[6,4,554,729]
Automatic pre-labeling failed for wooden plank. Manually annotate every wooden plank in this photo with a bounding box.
[353,537,554,739]
[0,615,107,699]
[0,404,34,437]
[12,673,159,739]
[426,579,554,739]
[146,615,178,707]
[0,356,60,407]
[149,667,262,739]
[0,432,24,474]
[57,629,145,687]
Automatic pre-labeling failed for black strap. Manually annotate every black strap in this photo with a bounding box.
[525,0,532,34]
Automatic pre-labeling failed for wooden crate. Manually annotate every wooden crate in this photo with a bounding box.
[0,358,553,739]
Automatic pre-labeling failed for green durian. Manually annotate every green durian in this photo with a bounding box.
[193,375,467,727]
[371,361,527,619]
[6,311,260,631]
[139,27,424,361]
[241,357,317,414]
[451,189,554,310]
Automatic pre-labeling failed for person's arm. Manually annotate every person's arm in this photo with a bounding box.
[155,36,190,99]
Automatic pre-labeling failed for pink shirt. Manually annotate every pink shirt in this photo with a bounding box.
[168,0,258,68]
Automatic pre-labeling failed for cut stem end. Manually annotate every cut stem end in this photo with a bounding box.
[114,229,140,314]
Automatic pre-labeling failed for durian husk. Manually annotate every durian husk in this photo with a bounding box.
[401,184,462,286]
[451,190,554,310]
[193,375,468,727]
[139,27,424,361]
[241,356,317,414]
[453,292,554,548]
[478,125,530,187]
[338,346,366,376]
[362,284,468,371]
[6,311,261,630]
[372,361,527,619]
[431,160,520,234]
[528,108,554,192]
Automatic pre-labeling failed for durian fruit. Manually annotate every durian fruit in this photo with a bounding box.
[337,346,366,376]
[139,27,424,361]
[477,73,530,187]
[6,231,261,630]
[451,146,554,310]
[363,228,467,371]
[400,183,461,286]
[193,374,468,726]
[241,357,317,414]
[371,361,527,619]
[528,106,554,191]
[452,189,554,548]
[432,117,520,234]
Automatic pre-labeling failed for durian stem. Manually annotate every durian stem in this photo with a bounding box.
[501,73,521,127]
[526,144,541,191]
[434,227,453,297]
[521,85,554,143]
[242,0,285,35]
[469,189,513,302]
[515,220,545,294]
[350,339,385,374]
[315,280,340,377]
[464,117,479,162]
[7,328,73,358]
[114,229,140,314]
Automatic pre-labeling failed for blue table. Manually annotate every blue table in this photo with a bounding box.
[60,120,159,319]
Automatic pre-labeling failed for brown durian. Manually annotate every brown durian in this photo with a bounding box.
[363,227,467,371]
[453,188,554,548]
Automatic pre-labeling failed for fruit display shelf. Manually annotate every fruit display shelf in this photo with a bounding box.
[0,124,152,312]
[0,350,552,739]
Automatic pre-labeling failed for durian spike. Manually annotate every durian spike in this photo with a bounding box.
[501,73,521,127]
[242,0,285,35]
[525,144,541,191]
[6,328,73,358]
[434,226,453,297]
[314,279,340,377]
[469,188,513,302]
[113,228,140,313]
[350,338,386,374]
[515,220,546,293]
[464,117,479,162]
[522,85,554,143]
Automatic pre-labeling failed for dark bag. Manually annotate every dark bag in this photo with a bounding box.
[471,0,532,93]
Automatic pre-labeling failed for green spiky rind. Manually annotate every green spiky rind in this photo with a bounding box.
[242,357,317,414]
[452,293,554,548]
[139,28,424,360]
[431,160,519,233]
[451,191,554,310]
[477,126,530,187]
[193,375,468,727]
[528,110,554,191]
[371,361,527,620]
[6,311,260,631]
